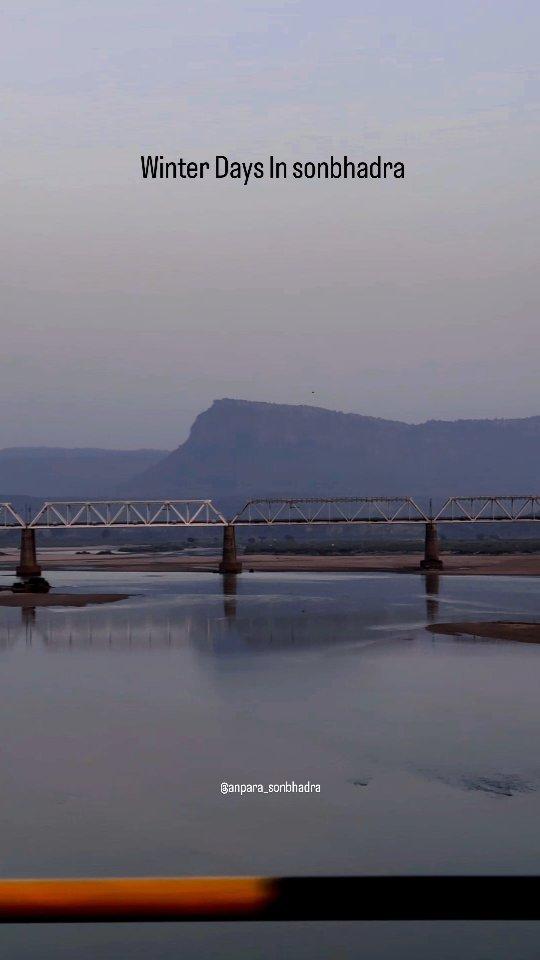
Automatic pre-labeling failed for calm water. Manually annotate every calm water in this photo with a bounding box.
[1,569,540,958]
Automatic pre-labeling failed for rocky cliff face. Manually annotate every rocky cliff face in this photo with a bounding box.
[124,398,540,500]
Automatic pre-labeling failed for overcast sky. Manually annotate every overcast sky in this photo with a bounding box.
[2,0,539,448]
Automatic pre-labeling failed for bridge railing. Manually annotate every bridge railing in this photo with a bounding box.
[28,500,227,529]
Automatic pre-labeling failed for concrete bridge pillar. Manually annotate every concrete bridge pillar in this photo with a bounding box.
[16,529,42,579]
[15,529,50,591]
[219,525,242,574]
[420,522,443,570]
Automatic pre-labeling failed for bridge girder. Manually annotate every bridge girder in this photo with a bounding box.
[1,496,540,530]
[0,503,25,528]
[27,500,227,529]
[232,497,429,525]
[434,496,540,522]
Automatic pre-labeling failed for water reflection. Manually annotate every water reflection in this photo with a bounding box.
[222,572,238,621]
[8,608,404,653]
[424,572,440,623]
[0,573,428,652]
[1,571,538,656]
[2,572,540,960]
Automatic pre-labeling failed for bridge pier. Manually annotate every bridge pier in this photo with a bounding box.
[420,522,443,571]
[14,529,50,592]
[219,525,242,574]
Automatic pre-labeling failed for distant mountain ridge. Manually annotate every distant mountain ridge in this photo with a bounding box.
[0,447,167,498]
[4,400,539,503]
[124,398,540,501]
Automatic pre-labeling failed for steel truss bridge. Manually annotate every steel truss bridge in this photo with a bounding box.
[2,496,540,530]
[0,504,26,528]
[0,500,227,529]
[232,496,540,525]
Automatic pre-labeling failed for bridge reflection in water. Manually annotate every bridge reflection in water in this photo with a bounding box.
[423,572,440,624]
[1,574,440,653]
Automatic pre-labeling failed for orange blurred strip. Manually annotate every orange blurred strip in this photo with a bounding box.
[3,876,540,922]
[0,877,275,922]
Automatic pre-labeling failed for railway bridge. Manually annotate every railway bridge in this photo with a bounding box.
[2,495,540,588]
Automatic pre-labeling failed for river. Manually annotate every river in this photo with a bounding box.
[1,570,540,957]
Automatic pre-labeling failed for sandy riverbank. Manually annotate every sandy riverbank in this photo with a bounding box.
[428,621,540,643]
[1,550,540,576]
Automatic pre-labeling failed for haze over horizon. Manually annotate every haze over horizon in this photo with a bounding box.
[3,1,539,448]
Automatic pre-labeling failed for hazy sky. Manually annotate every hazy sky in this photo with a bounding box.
[2,0,539,448]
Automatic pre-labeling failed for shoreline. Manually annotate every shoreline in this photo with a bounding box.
[1,550,540,577]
